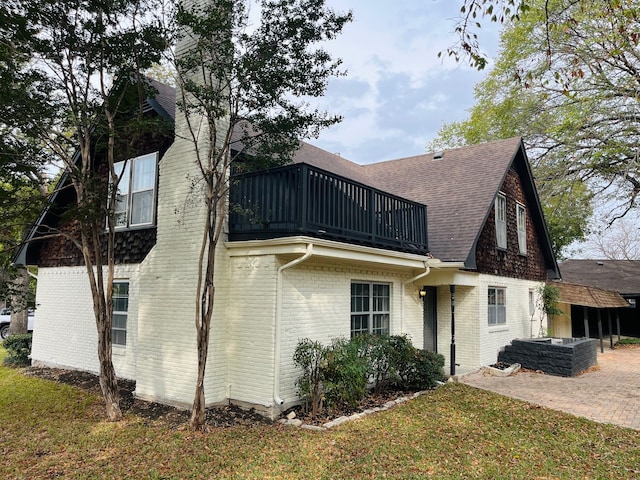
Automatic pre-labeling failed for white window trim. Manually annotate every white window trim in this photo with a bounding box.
[350,282,391,337]
[529,289,536,318]
[110,152,158,230]
[495,193,507,250]
[517,202,527,255]
[488,286,507,326]
[112,281,129,347]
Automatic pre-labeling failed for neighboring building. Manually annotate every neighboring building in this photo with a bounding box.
[557,260,640,338]
[16,84,560,417]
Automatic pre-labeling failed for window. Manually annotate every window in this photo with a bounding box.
[529,289,535,317]
[488,287,506,325]
[111,152,158,228]
[112,282,129,346]
[517,203,527,254]
[628,298,636,308]
[350,282,390,337]
[495,193,507,249]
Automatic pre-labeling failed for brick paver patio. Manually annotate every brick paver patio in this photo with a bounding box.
[459,345,640,430]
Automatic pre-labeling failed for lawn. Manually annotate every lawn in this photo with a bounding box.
[1,348,639,479]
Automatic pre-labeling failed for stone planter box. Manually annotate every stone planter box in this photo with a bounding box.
[497,337,598,377]
[482,363,521,377]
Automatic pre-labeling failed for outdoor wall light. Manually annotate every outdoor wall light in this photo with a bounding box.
[418,288,427,300]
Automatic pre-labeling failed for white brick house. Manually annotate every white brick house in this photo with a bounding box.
[16,83,559,417]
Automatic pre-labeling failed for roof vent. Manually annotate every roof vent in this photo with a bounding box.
[433,151,444,160]
[596,261,604,266]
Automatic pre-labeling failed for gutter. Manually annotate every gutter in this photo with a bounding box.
[401,261,431,332]
[273,243,314,406]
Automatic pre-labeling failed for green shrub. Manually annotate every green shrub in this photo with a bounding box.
[384,334,416,387]
[293,338,328,416]
[402,349,446,390]
[3,333,33,367]
[323,338,369,409]
[293,334,447,416]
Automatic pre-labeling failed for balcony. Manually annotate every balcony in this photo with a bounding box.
[229,163,428,255]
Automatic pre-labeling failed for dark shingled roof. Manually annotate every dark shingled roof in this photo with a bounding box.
[145,84,552,268]
[362,137,524,262]
[560,260,640,296]
[147,78,176,121]
[294,137,542,265]
[18,80,557,273]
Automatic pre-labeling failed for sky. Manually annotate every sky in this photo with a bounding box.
[309,0,501,165]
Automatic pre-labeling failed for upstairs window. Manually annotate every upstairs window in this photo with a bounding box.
[111,152,158,229]
[495,193,507,249]
[351,282,390,337]
[517,203,527,254]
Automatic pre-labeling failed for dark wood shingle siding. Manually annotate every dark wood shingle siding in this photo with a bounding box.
[475,169,547,281]
[32,128,172,268]
[38,225,157,267]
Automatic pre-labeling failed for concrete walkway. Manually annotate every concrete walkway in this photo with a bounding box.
[458,346,640,430]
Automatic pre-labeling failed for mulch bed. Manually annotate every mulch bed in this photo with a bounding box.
[23,366,272,429]
[23,366,417,429]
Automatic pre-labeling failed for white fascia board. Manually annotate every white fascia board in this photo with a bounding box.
[226,236,438,270]
[424,266,479,287]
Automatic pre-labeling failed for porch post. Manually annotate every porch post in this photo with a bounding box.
[608,310,613,349]
[597,309,604,353]
[616,310,621,343]
[450,284,456,376]
[583,306,589,338]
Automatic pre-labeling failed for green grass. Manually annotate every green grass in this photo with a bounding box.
[617,337,640,345]
[1,347,639,479]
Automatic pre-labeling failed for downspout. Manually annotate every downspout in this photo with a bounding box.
[401,261,431,333]
[274,243,314,406]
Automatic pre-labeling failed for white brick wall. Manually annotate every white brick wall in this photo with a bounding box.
[476,274,546,366]
[435,284,480,372]
[224,254,278,406]
[429,274,546,372]
[268,258,422,404]
[31,265,140,380]
[135,126,231,408]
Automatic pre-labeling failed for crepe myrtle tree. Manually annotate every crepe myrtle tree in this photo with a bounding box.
[168,0,352,430]
[3,0,167,421]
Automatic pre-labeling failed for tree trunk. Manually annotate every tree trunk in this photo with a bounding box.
[95,297,122,421]
[190,324,209,429]
[8,267,30,336]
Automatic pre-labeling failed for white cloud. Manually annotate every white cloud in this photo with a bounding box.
[310,0,500,163]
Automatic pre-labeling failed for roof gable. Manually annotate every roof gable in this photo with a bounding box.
[293,136,558,277]
[14,80,175,266]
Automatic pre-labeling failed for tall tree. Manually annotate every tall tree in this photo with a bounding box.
[3,0,166,420]
[432,0,640,258]
[0,2,50,333]
[167,0,351,430]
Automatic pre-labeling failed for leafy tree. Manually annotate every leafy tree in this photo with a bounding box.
[446,1,627,70]
[0,2,50,333]
[166,0,351,429]
[432,0,640,258]
[0,183,44,336]
[3,0,166,420]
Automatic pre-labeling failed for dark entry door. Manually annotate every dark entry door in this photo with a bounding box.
[423,286,438,352]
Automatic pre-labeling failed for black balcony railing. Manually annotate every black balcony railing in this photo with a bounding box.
[229,163,428,254]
